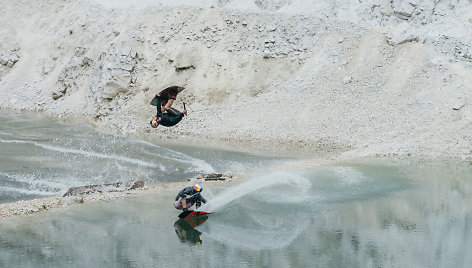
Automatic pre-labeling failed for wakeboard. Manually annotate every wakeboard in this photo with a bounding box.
[150,86,185,106]
[178,210,212,219]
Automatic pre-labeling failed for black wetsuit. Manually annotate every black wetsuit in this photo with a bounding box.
[175,187,207,207]
[154,97,184,127]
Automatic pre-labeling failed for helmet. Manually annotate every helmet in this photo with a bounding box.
[194,184,202,192]
[150,120,159,128]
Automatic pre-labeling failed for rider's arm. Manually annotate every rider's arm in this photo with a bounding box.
[163,98,174,112]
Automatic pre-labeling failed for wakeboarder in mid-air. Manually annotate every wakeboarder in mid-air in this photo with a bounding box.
[149,86,187,128]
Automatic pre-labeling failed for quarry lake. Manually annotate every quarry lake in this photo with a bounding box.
[1,112,471,267]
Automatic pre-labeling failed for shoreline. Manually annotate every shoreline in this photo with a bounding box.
[1,142,470,220]
[0,176,237,219]
[3,108,471,162]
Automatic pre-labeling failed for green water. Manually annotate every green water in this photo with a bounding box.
[0,112,282,203]
[1,112,472,267]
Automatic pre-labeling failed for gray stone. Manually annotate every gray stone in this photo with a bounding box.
[52,87,67,100]
[452,98,465,110]
[386,22,419,46]
[393,1,416,19]
[189,173,232,181]
[174,64,195,71]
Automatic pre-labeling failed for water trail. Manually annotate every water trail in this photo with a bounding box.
[130,139,215,173]
[196,171,313,249]
[0,186,57,196]
[199,171,312,212]
[140,147,214,172]
[0,139,165,170]
[0,171,65,191]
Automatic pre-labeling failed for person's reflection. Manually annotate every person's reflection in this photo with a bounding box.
[173,215,208,245]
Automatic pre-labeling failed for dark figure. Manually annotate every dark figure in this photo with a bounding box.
[150,86,187,128]
[173,217,208,245]
[151,86,180,114]
[173,184,206,211]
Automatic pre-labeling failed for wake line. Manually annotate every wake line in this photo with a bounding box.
[132,139,215,173]
[142,150,215,173]
[0,139,28,144]
[0,186,57,196]
[0,139,165,170]
[0,171,66,190]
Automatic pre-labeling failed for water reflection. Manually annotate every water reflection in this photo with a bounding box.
[173,216,209,246]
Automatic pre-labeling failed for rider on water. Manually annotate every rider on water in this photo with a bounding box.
[174,184,206,211]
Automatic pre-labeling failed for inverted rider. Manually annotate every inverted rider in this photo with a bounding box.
[150,86,187,127]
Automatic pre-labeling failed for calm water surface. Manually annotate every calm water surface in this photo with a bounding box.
[1,112,472,267]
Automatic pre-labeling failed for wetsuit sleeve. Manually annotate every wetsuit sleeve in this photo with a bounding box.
[176,190,184,200]
[198,195,207,204]
[176,187,192,200]
[156,99,163,118]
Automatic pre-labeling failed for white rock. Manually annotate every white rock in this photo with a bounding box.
[343,76,352,84]
[263,49,271,58]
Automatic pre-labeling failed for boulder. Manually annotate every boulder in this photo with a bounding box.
[189,173,233,181]
[63,181,145,197]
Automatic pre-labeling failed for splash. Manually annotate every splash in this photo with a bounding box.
[196,171,313,249]
[198,171,311,212]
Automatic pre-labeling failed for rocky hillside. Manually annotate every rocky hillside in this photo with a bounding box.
[0,0,471,160]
